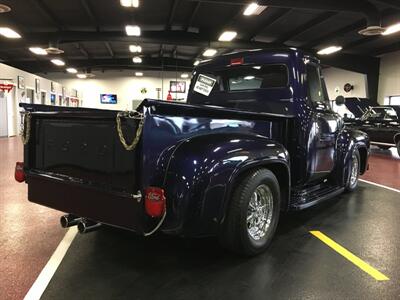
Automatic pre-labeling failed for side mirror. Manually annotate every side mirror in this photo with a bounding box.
[335,95,345,106]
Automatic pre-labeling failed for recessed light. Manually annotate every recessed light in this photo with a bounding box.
[203,49,217,57]
[66,68,77,74]
[194,60,200,66]
[77,74,87,79]
[132,56,142,63]
[317,46,342,55]
[129,45,142,53]
[382,23,400,35]
[51,59,65,66]
[120,0,139,7]
[0,27,21,38]
[135,72,143,76]
[29,47,47,55]
[218,31,237,42]
[181,73,189,79]
[243,3,267,16]
[125,25,141,36]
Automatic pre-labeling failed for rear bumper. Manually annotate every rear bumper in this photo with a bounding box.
[26,172,150,233]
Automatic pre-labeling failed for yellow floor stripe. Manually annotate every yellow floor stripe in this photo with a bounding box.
[310,231,389,281]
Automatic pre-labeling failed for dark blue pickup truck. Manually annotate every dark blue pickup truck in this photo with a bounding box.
[16,48,370,256]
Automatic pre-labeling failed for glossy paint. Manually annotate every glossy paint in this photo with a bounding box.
[21,48,370,237]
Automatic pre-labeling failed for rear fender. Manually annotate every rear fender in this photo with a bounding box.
[161,133,289,236]
[335,129,369,186]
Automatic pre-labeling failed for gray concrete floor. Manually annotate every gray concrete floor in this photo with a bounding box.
[41,182,399,300]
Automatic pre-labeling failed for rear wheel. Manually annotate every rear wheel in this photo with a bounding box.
[219,169,280,256]
[397,141,400,157]
[345,148,360,192]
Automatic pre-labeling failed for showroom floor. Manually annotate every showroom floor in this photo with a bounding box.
[1,137,399,300]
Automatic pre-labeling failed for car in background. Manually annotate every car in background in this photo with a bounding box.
[345,106,400,155]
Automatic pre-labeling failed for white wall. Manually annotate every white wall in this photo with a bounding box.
[378,51,400,105]
[52,71,191,111]
[0,63,66,136]
[322,67,368,100]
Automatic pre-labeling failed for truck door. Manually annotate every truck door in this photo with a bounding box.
[306,63,341,182]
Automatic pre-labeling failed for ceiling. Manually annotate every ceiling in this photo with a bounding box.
[0,0,400,75]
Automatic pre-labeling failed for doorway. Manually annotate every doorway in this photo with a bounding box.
[26,89,34,104]
[0,91,8,137]
[41,91,46,104]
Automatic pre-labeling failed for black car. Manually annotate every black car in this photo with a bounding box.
[345,106,400,156]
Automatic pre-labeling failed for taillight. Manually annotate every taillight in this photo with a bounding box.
[145,187,166,217]
[15,162,25,183]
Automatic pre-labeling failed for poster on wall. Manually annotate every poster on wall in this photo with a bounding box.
[35,78,40,93]
[51,82,55,93]
[71,89,78,98]
[17,76,25,89]
[170,81,186,93]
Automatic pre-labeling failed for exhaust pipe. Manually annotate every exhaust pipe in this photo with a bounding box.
[77,220,102,234]
[60,214,82,228]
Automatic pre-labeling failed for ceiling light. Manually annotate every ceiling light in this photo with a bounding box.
[66,68,78,74]
[244,76,255,80]
[29,47,47,55]
[120,0,139,7]
[129,45,142,53]
[218,31,237,42]
[202,48,217,57]
[243,3,267,16]
[317,46,342,55]
[77,74,87,79]
[51,59,65,66]
[194,60,200,66]
[0,27,21,38]
[382,23,400,36]
[181,73,189,79]
[125,25,141,36]
[132,56,142,63]
[135,72,143,76]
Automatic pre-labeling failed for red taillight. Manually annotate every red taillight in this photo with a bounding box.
[15,162,25,183]
[145,187,166,217]
[230,57,244,66]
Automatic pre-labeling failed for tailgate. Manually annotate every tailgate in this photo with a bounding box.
[23,107,148,232]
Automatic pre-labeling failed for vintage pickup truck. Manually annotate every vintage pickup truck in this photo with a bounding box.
[345,106,400,155]
[16,48,369,256]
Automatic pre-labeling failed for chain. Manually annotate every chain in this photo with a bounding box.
[20,112,31,145]
[116,111,144,151]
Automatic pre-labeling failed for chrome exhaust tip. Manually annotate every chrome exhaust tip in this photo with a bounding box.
[77,220,102,234]
[60,214,82,228]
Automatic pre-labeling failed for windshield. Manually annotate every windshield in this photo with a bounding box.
[361,107,399,121]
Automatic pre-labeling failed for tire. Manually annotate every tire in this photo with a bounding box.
[378,145,391,150]
[219,169,281,256]
[345,148,360,192]
[397,141,400,157]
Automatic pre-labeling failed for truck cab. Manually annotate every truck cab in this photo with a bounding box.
[188,49,368,196]
[17,48,369,256]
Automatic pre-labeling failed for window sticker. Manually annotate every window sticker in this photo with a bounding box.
[193,74,217,96]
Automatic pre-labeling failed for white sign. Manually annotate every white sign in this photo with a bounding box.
[193,74,216,96]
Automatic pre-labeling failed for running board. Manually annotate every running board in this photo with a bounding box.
[290,186,345,210]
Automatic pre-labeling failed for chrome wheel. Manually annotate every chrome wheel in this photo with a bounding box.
[246,184,274,241]
[350,152,359,187]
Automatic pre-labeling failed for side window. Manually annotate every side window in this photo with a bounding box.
[306,64,326,104]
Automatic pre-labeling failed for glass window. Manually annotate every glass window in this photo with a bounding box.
[389,96,400,105]
[227,65,288,91]
[306,64,326,104]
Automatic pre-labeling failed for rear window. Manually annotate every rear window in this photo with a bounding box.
[227,64,288,91]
